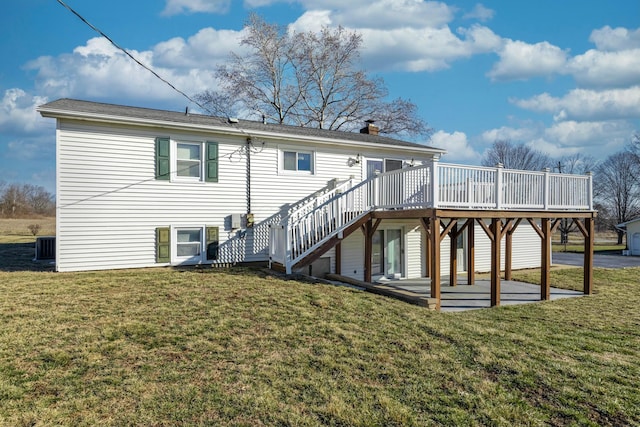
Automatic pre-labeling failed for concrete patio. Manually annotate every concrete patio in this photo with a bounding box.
[377,277,584,312]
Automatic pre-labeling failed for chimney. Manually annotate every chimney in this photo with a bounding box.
[360,119,379,136]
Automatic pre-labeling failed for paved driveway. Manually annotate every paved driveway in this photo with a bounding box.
[553,252,640,268]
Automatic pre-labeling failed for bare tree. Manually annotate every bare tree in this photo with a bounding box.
[195,14,430,137]
[594,151,640,244]
[558,153,597,175]
[481,140,553,170]
[627,132,640,180]
[0,183,55,218]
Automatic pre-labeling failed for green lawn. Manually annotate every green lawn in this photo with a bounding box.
[1,266,639,426]
[553,243,625,254]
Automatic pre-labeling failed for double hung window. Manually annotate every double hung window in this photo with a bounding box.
[176,143,201,179]
[155,138,218,182]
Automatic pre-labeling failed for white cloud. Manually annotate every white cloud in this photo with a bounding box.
[153,28,245,69]
[288,10,333,33]
[463,3,495,22]
[291,0,455,29]
[287,1,501,73]
[488,39,568,81]
[0,89,49,136]
[480,125,540,144]
[430,130,479,162]
[161,0,230,16]
[544,120,630,148]
[589,26,640,51]
[567,48,640,89]
[480,120,634,159]
[357,24,501,72]
[512,86,640,122]
[24,36,222,105]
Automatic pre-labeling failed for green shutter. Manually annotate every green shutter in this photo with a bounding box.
[155,137,170,180]
[206,226,219,260]
[156,227,170,263]
[205,141,218,182]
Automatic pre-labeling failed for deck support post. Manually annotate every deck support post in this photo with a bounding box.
[364,219,372,283]
[490,218,502,307]
[583,217,594,295]
[430,216,441,309]
[449,221,458,286]
[467,219,475,286]
[541,218,551,300]
[335,241,342,275]
[505,223,513,281]
[420,218,431,278]
[363,218,382,283]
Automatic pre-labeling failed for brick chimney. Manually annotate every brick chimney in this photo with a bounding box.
[360,119,379,136]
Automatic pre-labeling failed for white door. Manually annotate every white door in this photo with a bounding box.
[386,229,403,278]
[456,231,466,272]
[633,233,640,255]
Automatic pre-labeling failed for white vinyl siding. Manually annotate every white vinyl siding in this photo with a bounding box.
[55,120,428,271]
[466,220,541,273]
[55,120,245,272]
[57,109,563,277]
[341,231,365,281]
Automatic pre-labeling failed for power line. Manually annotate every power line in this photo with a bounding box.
[54,0,208,112]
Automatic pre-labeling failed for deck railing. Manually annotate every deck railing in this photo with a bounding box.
[270,161,593,273]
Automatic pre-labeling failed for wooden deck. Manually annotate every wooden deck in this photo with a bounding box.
[269,161,596,310]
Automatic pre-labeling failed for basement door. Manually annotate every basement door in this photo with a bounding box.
[372,228,404,280]
[456,229,466,273]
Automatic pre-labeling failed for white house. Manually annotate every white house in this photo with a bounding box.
[617,218,640,255]
[38,99,595,304]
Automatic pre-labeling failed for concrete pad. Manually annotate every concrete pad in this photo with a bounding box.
[379,277,584,312]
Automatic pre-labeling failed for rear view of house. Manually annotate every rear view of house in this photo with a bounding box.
[39,99,596,308]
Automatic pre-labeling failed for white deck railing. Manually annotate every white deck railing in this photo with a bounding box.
[270,161,593,273]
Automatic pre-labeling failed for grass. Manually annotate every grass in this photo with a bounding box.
[0,218,56,272]
[0,267,639,426]
[553,243,625,254]
[0,220,638,425]
[0,218,55,243]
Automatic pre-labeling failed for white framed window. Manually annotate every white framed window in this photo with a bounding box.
[281,149,314,173]
[176,143,202,178]
[174,141,203,180]
[156,138,218,183]
[167,225,220,265]
[174,228,202,262]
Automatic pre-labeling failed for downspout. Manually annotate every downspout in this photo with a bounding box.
[246,137,251,214]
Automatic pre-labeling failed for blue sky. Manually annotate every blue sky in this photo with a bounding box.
[1,0,639,194]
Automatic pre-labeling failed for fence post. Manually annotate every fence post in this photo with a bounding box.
[543,167,550,210]
[430,158,439,208]
[284,217,292,274]
[587,171,593,210]
[495,163,503,209]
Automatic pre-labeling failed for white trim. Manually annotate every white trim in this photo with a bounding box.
[171,225,206,265]
[278,145,315,175]
[372,226,406,281]
[172,140,204,182]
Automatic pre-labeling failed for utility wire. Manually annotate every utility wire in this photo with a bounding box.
[55,0,208,112]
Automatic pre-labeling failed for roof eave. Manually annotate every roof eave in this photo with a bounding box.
[38,106,446,156]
